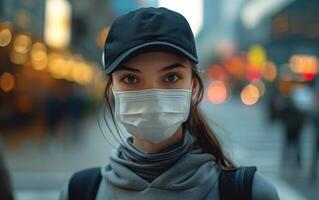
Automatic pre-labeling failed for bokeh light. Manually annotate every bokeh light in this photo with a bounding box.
[96,27,110,48]
[0,28,12,47]
[47,53,94,85]
[71,62,93,85]
[206,64,228,81]
[252,80,266,97]
[9,34,32,64]
[248,44,266,66]
[240,83,260,105]
[289,55,318,81]
[0,72,15,92]
[10,51,28,64]
[207,81,228,104]
[13,34,32,54]
[31,42,48,70]
[48,53,65,79]
[224,57,245,78]
[262,61,277,81]
[44,0,71,48]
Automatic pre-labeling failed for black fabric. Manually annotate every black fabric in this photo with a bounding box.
[103,7,198,74]
[219,166,257,200]
[69,167,102,200]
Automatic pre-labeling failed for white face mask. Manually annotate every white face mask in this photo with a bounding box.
[113,88,192,144]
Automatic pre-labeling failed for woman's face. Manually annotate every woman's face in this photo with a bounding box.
[112,52,193,91]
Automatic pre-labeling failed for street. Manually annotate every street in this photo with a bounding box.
[4,97,318,200]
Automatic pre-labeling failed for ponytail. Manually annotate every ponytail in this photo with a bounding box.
[183,65,236,170]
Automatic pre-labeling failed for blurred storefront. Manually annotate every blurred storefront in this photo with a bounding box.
[0,0,108,145]
[202,0,319,107]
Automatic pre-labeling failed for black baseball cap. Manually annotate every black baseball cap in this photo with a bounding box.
[102,7,199,75]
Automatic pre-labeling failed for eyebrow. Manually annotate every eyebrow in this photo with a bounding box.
[160,63,186,72]
[118,63,186,73]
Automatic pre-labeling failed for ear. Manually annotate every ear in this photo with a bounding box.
[191,79,198,104]
[192,79,198,93]
[193,79,197,89]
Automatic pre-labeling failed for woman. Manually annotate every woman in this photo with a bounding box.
[60,7,279,200]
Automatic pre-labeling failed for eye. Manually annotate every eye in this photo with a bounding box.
[164,73,181,82]
[121,75,139,84]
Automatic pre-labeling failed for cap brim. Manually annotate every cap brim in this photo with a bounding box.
[104,41,198,74]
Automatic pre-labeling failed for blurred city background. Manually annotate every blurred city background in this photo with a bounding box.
[0,0,318,199]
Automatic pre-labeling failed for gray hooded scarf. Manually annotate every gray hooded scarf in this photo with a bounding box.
[59,130,279,200]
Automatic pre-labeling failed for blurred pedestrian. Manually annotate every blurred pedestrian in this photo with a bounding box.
[43,88,65,153]
[44,92,63,138]
[266,85,280,123]
[66,84,85,143]
[0,135,14,200]
[280,86,305,169]
[59,7,279,200]
[310,77,319,180]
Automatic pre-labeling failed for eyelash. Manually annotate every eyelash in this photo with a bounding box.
[120,74,138,84]
[164,73,181,82]
[119,73,182,84]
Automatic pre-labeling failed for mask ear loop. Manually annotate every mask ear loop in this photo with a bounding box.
[97,99,117,149]
[101,50,105,69]
[109,84,131,147]
[96,84,123,149]
[97,79,120,148]
[101,50,129,147]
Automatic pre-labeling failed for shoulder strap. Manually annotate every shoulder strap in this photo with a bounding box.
[219,166,257,200]
[68,167,102,200]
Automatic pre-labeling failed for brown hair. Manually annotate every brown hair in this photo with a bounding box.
[184,63,236,170]
[102,61,236,170]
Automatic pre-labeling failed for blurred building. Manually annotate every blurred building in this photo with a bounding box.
[236,0,319,65]
[268,0,319,65]
[68,0,110,62]
[68,0,148,63]
[197,0,245,68]
[0,0,45,37]
[0,0,107,136]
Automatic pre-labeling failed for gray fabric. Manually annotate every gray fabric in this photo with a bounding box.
[252,172,280,200]
[100,130,220,199]
[59,171,279,200]
[116,130,193,182]
[59,131,280,200]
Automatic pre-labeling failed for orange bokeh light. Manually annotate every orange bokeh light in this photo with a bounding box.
[206,64,228,81]
[224,57,245,78]
[289,55,318,81]
[0,72,15,92]
[240,84,260,106]
[206,81,228,104]
[262,61,277,81]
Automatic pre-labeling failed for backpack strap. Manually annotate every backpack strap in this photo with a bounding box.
[68,167,102,200]
[219,166,257,200]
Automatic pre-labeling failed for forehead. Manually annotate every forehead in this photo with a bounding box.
[122,52,188,69]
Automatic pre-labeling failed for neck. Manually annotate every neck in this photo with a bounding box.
[132,126,184,153]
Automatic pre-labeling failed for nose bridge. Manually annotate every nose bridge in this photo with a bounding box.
[143,74,161,89]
